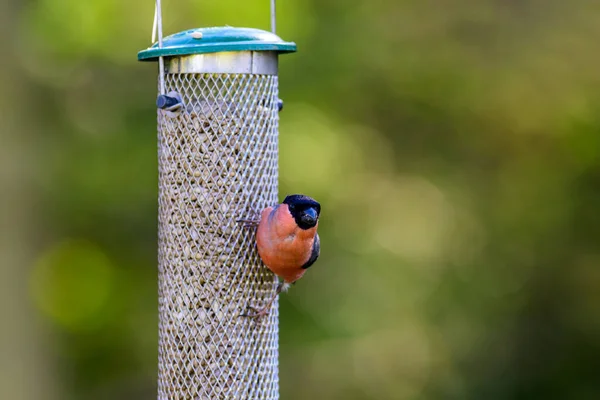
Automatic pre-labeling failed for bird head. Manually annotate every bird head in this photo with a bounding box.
[283,194,321,230]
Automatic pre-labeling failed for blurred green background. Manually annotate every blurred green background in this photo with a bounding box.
[2,0,600,399]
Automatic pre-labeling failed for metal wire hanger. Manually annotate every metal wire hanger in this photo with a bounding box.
[151,0,278,96]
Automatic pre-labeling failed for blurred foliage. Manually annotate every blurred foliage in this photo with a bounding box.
[2,0,600,399]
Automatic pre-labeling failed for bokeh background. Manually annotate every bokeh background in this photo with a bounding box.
[2,0,600,399]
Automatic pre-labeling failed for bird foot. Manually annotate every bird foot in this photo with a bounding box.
[236,219,260,228]
[239,304,271,319]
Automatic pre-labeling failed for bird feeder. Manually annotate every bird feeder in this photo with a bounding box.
[138,24,296,399]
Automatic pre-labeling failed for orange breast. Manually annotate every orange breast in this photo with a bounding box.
[255,204,317,283]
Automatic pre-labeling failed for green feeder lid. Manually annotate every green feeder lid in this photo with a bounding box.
[138,26,296,61]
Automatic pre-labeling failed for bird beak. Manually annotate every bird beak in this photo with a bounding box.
[301,207,318,226]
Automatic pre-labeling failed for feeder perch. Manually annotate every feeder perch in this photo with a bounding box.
[138,26,296,399]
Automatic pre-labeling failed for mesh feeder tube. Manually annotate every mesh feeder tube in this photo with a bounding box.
[138,27,296,400]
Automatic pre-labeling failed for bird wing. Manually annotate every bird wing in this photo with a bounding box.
[301,233,320,269]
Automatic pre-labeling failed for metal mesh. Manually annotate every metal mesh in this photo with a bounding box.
[156,72,280,400]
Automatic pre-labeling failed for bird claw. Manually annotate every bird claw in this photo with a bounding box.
[236,219,260,229]
[239,304,271,319]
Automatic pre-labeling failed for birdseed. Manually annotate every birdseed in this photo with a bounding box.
[156,73,280,399]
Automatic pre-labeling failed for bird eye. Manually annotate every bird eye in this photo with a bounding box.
[289,205,295,211]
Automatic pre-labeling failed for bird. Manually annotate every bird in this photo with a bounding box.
[237,194,321,318]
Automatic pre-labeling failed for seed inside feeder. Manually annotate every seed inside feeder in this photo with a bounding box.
[157,74,280,399]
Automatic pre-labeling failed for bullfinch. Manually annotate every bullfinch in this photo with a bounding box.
[237,194,321,318]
